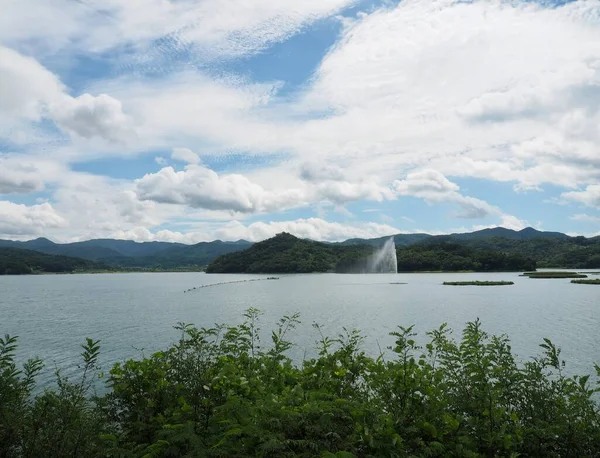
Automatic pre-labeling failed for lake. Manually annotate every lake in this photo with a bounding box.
[1,271,599,387]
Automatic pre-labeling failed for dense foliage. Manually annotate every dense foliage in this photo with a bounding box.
[0,248,105,275]
[396,242,536,272]
[340,228,600,269]
[207,235,537,274]
[435,236,600,269]
[2,309,599,457]
[523,272,587,279]
[572,279,600,285]
[207,233,373,273]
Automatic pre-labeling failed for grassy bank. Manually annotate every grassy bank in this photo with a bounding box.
[443,280,514,286]
[2,309,600,457]
[522,271,588,279]
[571,279,600,285]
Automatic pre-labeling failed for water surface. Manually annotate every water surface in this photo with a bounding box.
[1,271,598,386]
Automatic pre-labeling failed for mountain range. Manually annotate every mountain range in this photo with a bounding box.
[0,237,251,269]
[0,227,597,270]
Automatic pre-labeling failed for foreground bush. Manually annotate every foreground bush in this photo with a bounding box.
[1,310,600,457]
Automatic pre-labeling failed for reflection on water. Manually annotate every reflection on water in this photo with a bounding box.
[1,271,599,386]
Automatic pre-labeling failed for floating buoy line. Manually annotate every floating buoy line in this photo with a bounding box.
[184,277,280,293]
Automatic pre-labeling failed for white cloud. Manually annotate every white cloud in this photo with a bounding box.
[59,0,600,194]
[0,160,44,194]
[0,46,63,122]
[1,0,355,61]
[135,164,394,213]
[393,170,494,219]
[135,165,294,213]
[570,213,600,224]
[3,0,600,241]
[119,218,400,244]
[497,214,529,232]
[213,218,400,242]
[285,0,600,190]
[560,185,600,210]
[300,162,345,181]
[50,93,135,143]
[0,156,67,194]
[0,201,66,237]
[0,46,133,144]
[171,148,201,165]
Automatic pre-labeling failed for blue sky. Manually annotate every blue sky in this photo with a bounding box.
[0,0,599,243]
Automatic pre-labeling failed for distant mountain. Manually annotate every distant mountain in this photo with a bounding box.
[0,238,252,268]
[337,233,432,247]
[0,238,125,260]
[114,240,254,269]
[0,247,106,275]
[2,227,597,271]
[448,227,569,241]
[338,227,570,247]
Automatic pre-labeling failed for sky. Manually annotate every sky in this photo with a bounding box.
[1,0,599,243]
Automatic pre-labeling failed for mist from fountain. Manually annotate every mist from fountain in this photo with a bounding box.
[367,237,398,273]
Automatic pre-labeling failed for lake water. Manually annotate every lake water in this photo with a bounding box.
[1,271,599,386]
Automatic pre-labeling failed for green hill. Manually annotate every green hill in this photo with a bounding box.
[396,242,536,272]
[207,234,537,273]
[111,240,253,269]
[0,248,106,275]
[424,236,600,268]
[206,233,373,273]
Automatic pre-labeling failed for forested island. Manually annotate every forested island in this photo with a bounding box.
[2,310,599,457]
[206,232,373,273]
[206,233,537,273]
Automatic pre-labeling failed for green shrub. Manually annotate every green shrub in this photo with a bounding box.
[1,310,599,457]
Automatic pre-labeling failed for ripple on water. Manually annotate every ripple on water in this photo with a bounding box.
[1,271,599,387]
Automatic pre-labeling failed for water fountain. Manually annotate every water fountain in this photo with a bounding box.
[367,237,398,273]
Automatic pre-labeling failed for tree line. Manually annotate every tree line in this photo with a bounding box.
[0,248,104,275]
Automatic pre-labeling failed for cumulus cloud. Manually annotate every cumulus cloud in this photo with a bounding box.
[136,164,395,214]
[3,0,598,240]
[0,46,133,144]
[0,201,66,237]
[570,213,600,224]
[0,160,44,194]
[171,148,201,165]
[0,156,69,195]
[213,218,400,242]
[112,218,401,244]
[560,185,600,210]
[48,0,600,196]
[300,162,345,182]
[0,46,63,122]
[135,165,284,213]
[50,93,134,143]
[285,0,600,190]
[394,170,494,219]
